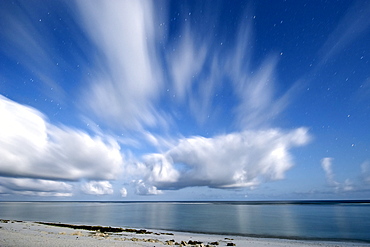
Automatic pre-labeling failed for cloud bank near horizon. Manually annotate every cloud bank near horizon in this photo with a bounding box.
[0,95,311,197]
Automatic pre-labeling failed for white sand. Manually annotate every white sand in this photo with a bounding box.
[1,220,368,247]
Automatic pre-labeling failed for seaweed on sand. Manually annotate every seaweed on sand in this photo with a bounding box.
[36,221,152,234]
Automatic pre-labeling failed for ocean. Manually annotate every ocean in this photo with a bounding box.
[0,201,369,243]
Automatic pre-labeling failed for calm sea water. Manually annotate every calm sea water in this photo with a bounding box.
[0,201,369,242]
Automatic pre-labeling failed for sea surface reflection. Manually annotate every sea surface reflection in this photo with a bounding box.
[0,201,369,242]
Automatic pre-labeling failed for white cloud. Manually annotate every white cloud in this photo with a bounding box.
[0,95,123,181]
[15,191,73,197]
[132,180,162,195]
[0,177,72,192]
[132,128,310,191]
[321,157,337,186]
[321,157,354,192]
[81,181,113,195]
[143,154,180,184]
[120,187,128,197]
[343,179,354,192]
[232,57,279,128]
[187,57,222,125]
[75,0,164,130]
[0,177,73,197]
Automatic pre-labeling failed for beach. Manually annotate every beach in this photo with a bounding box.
[1,219,368,247]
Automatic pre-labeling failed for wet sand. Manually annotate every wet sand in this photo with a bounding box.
[1,219,368,247]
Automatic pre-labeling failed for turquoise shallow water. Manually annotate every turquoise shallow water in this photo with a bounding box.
[0,201,369,242]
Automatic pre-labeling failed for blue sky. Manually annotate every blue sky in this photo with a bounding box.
[0,0,369,201]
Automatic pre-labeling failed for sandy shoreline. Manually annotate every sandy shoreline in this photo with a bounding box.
[1,219,369,247]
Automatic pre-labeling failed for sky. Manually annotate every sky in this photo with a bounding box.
[0,0,369,201]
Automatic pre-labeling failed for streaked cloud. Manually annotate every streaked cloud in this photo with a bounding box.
[75,0,164,130]
[168,28,208,101]
[231,56,290,129]
[0,177,73,197]
[318,1,370,65]
[0,1,70,101]
[71,0,299,133]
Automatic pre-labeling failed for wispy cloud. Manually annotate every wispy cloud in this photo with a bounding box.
[73,1,299,132]
[168,28,208,102]
[0,95,123,181]
[166,27,219,125]
[318,1,370,65]
[321,157,337,186]
[231,55,291,129]
[75,0,164,130]
[227,20,302,130]
[0,1,69,101]
[321,157,354,192]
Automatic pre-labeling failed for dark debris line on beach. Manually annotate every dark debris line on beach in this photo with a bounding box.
[35,222,178,235]
[34,221,233,246]
[34,221,231,246]
[35,221,168,234]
